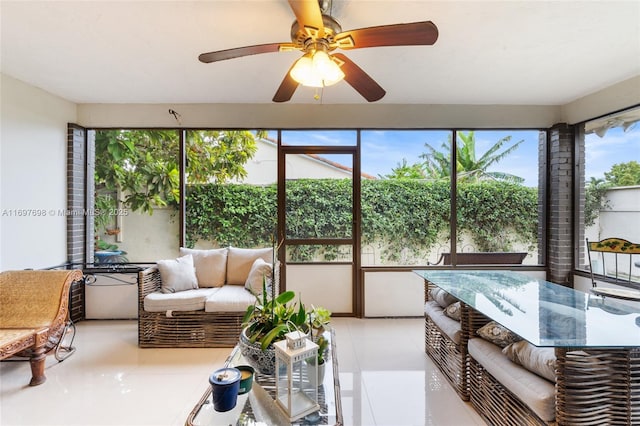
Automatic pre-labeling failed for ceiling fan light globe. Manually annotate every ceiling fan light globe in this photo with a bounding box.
[312,51,345,86]
[290,55,318,86]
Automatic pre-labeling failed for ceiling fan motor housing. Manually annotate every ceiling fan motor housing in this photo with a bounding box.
[290,15,342,52]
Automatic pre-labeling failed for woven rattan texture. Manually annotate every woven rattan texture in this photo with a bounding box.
[423,281,491,401]
[556,348,640,425]
[469,356,553,426]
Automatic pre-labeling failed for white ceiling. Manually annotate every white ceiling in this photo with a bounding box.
[1,0,639,105]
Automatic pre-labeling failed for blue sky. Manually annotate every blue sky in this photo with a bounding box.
[275,126,640,187]
[585,125,640,181]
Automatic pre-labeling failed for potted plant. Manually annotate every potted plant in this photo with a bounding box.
[240,279,331,375]
[306,334,329,387]
[309,305,331,339]
[240,280,310,374]
[93,193,128,264]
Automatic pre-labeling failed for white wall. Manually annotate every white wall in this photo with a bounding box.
[562,75,640,125]
[75,75,640,129]
[0,74,77,270]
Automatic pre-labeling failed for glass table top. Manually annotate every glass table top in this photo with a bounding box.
[186,328,341,426]
[414,270,640,348]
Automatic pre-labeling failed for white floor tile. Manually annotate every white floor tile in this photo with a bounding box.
[0,318,485,426]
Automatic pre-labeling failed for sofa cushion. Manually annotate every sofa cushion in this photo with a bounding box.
[424,300,462,344]
[245,258,272,296]
[503,340,556,382]
[205,285,257,312]
[226,247,273,285]
[443,301,461,321]
[477,321,522,348]
[157,254,198,294]
[468,338,555,422]
[179,247,227,288]
[429,287,458,308]
[144,288,219,312]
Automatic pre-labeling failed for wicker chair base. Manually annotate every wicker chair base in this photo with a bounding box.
[423,280,492,402]
[556,348,640,426]
[138,310,243,348]
[424,314,468,400]
[469,356,554,426]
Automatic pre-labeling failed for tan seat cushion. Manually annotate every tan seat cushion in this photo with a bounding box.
[424,300,462,344]
[179,247,227,287]
[0,329,38,359]
[205,285,256,313]
[143,288,219,312]
[468,337,555,422]
[226,247,272,285]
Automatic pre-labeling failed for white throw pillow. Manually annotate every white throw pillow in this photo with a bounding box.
[179,247,227,287]
[157,254,198,294]
[226,247,273,285]
[503,340,556,382]
[245,258,272,296]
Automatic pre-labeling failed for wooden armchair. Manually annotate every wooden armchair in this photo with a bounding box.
[0,269,83,386]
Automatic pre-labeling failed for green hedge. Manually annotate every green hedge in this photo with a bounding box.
[186,179,538,261]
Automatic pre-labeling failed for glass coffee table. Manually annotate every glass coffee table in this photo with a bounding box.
[185,328,342,426]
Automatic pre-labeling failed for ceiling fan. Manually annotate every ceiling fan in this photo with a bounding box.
[198,0,438,102]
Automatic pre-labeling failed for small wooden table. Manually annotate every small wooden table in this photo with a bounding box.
[185,328,342,426]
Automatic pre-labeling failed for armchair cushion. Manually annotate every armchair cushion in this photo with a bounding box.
[503,340,556,382]
[430,287,458,308]
[477,321,522,348]
[157,254,198,294]
[179,247,227,288]
[424,300,462,344]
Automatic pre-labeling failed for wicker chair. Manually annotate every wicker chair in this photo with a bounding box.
[0,269,83,386]
[423,281,491,400]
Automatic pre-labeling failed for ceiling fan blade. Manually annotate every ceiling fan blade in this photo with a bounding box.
[288,0,325,38]
[333,53,385,102]
[198,43,285,63]
[273,65,300,103]
[334,21,438,50]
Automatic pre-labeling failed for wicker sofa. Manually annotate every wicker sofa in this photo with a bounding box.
[0,269,83,386]
[138,246,276,348]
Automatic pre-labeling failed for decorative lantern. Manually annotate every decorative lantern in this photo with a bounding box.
[273,331,320,421]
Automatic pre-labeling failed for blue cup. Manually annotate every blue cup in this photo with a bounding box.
[209,367,241,412]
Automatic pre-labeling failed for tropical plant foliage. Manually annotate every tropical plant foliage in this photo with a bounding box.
[584,161,640,226]
[385,131,524,183]
[95,129,264,213]
[186,179,538,261]
[604,160,640,186]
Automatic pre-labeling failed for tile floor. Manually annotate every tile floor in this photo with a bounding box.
[0,318,485,426]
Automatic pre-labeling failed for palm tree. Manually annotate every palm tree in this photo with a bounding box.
[419,131,525,183]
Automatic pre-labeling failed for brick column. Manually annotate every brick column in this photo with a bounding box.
[547,123,575,285]
[66,124,94,322]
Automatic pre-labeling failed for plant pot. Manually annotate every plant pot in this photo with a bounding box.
[305,359,326,388]
[239,327,276,375]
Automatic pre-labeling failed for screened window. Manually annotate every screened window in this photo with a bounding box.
[577,107,640,283]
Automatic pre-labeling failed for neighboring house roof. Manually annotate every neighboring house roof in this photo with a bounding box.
[258,138,377,180]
